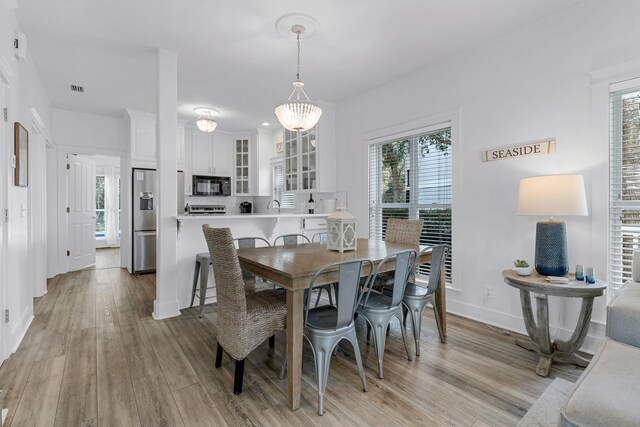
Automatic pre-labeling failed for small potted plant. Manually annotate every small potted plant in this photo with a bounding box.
[513,259,532,276]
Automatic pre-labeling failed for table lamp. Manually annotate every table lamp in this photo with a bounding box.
[517,175,588,276]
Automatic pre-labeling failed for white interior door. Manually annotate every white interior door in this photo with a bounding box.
[68,155,96,271]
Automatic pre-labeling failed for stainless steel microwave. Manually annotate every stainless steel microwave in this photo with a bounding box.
[192,175,231,196]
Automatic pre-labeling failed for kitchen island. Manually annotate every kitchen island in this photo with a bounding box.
[174,213,329,308]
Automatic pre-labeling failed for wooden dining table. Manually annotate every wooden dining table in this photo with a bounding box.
[236,238,447,411]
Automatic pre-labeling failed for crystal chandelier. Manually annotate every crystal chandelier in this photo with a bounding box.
[275,24,322,132]
[194,107,218,132]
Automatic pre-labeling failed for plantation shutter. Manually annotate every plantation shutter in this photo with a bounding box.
[368,125,453,283]
[610,86,640,290]
[273,161,295,209]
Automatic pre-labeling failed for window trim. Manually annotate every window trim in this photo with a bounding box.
[364,110,461,291]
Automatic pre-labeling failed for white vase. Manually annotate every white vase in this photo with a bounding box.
[514,266,532,276]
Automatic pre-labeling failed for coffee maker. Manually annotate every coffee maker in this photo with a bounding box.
[239,202,252,214]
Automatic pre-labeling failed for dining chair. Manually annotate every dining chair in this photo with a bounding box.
[384,218,424,245]
[280,258,373,415]
[312,232,328,244]
[357,249,417,379]
[274,233,335,307]
[234,237,271,283]
[382,245,449,355]
[273,233,311,246]
[202,225,286,395]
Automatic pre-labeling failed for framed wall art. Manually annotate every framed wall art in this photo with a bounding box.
[14,122,28,187]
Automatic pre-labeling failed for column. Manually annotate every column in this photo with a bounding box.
[153,48,180,319]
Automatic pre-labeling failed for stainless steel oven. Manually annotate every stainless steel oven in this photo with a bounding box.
[192,175,231,196]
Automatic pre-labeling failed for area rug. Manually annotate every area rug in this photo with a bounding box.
[517,378,575,427]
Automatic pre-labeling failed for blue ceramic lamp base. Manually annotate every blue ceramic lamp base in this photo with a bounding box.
[535,220,569,276]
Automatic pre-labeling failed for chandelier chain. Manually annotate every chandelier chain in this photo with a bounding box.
[296,33,301,81]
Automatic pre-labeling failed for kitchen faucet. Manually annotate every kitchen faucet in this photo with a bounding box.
[267,199,281,214]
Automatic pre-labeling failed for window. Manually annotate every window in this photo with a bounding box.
[272,160,295,208]
[96,175,105,238]
[369,126,452,283]
[609,87,640,291]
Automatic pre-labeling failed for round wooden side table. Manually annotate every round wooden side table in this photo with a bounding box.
[502,270,606,377]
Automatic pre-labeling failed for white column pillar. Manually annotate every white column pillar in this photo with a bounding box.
[153,48,180,320]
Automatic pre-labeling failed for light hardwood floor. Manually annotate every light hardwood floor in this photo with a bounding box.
[0,267,587,426]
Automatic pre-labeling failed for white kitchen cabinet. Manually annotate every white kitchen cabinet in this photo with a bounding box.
[282,102,336,193]
[187,127,233,177]
[125,110,186,167]
[234,135,251,195]
[126,110,156,163]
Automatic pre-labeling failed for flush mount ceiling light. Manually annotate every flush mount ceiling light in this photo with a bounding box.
[194,107,219,132]
[274,22,322,132]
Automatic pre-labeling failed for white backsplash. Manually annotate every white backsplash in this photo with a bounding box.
[185,191,347,215]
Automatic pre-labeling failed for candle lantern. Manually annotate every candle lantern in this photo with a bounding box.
[327,206,357,252]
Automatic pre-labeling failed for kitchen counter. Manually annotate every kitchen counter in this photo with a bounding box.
[176,213,329,220]
[173,212,328,308]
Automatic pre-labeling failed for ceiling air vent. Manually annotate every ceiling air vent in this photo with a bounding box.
[68,84,85,93]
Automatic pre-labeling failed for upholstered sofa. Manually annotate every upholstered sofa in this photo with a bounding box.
[560,281,640,426]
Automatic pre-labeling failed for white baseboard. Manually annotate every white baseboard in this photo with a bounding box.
[447,298,604,355]
[10,309,34,354]
[152,299,181,320]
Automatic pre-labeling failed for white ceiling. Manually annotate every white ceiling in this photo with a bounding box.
[15,0,586,131]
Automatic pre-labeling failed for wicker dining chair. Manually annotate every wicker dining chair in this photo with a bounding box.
[372,218,425,289]
[203,225,286,395]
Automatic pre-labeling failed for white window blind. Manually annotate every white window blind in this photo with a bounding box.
[610,87,640,290]
[369,126,453,282]
[272,161,295,208]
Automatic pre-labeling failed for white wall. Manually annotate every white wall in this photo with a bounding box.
[52,108,125,155]
[1,3,52,354]
[336,0,640,353]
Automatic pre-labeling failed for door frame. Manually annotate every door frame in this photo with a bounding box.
[0,76,9,362]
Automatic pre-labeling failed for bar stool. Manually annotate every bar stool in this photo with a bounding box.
[190,252,214,318]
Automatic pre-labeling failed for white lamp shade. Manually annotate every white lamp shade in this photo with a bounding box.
[518,174,588,217]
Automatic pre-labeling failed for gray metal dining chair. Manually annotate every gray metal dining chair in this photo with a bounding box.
[382,245,448,355]
[274,233,335,307]
[357,249,417,378]
[234,237,271,282]
[280,258,373,415]
[312,232,328,244]
[273,233,311,246]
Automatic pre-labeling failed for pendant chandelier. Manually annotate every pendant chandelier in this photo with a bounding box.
[194,107,218,133]
[275,24,322,132]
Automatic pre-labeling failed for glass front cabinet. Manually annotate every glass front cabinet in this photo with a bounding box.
[284,127,317,192]
[235,138,250,195]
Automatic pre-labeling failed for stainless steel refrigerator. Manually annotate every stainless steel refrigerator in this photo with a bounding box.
[132,169,185,274]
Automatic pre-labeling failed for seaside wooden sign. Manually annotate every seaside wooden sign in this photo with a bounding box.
[481,139,556,162]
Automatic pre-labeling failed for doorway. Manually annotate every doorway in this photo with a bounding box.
[67,154,121,272]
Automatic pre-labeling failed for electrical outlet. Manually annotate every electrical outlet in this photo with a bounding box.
[485,285,493,299]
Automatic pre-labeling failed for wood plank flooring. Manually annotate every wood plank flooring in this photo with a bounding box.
[0,267,587,426]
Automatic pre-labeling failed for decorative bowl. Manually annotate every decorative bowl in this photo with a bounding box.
[514,266,533,276]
